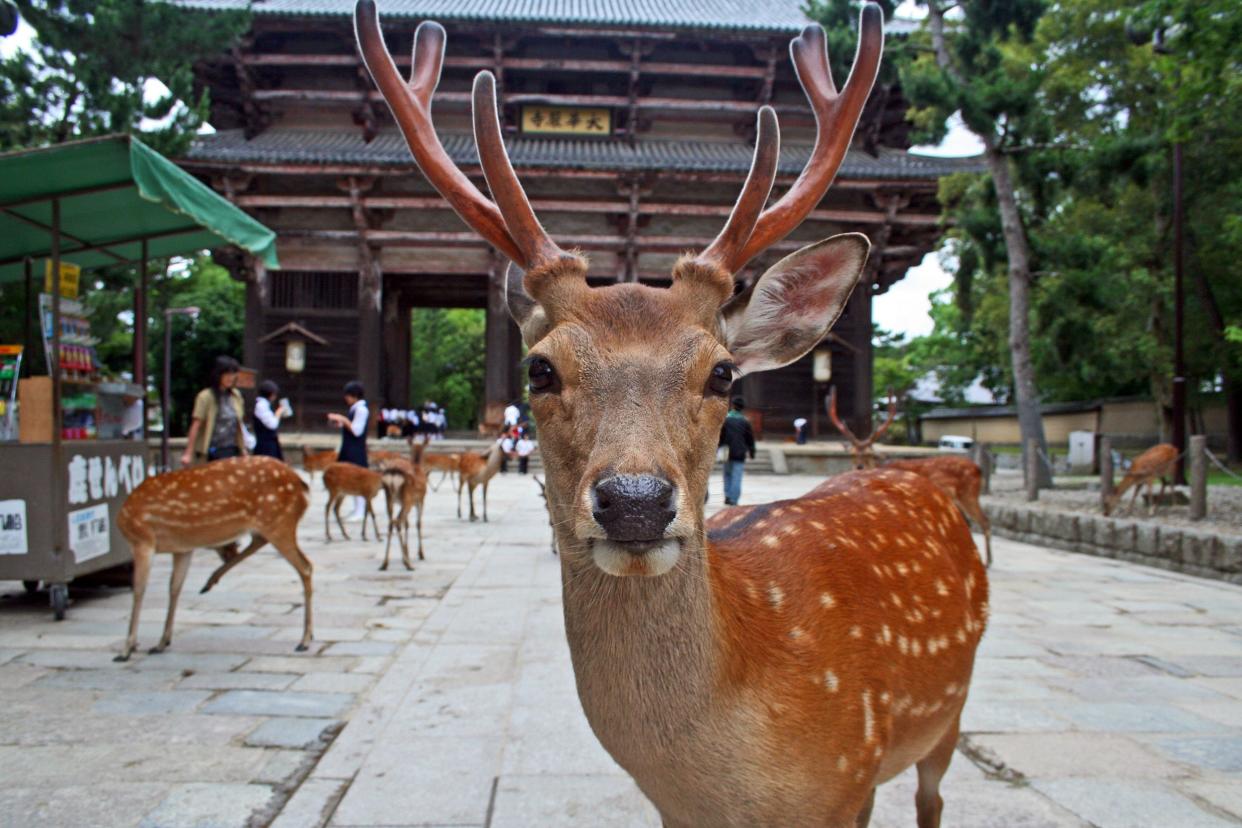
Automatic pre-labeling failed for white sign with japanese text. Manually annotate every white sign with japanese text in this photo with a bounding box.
[0,499,27,555]
[68,504,110,563]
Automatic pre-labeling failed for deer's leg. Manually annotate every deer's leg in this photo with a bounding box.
[368,499,381,542]
[854,787,876,827]
[914,717,960,828]
[380,510,395,571]
[116,541,154,662]
[201,535,268,594]
[152,551,193,654]
[1153,478,1167,515]
[271,530,314,652]
[456,477,464,519]
[415,502,424,562]
[324,495,334,541]
[482,480,490,522]
[469,483,478,522]
[334,496,351,541]
[1128,483,1142,515]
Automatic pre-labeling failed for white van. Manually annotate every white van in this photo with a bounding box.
[938,435,974,453]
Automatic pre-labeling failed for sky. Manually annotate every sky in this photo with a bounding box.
[3,3,981,339]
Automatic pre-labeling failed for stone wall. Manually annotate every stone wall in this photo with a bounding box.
[985,502,1242,584]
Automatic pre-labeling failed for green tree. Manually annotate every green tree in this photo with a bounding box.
[408,308,487,431]
[0,0,248,153]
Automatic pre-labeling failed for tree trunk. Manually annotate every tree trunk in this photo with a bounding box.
[1187,257,1241,461]
[927,0,1051,487]
[981,138,1053,487]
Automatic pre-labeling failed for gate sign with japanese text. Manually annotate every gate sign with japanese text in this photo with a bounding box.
[521,106,611,135]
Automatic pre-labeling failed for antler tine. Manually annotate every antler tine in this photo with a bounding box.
[729,4,884,272]
[697,106,780,272]
[867,388,898,446]
[473,72,568,271]
[353,1,524,264]
[827,386,862,446]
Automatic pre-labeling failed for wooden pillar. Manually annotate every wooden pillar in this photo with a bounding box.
[1099,436,1114,509]
[357,247,382,402]
[382,291,410,408]
[483,257,520,429]
[242,260,265,373]
[848,286,874,439]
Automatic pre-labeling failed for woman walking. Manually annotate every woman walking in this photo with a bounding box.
[180,356,247,467]
[253,380,289,460]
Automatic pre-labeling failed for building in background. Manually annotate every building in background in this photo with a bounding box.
[176,0,979,433]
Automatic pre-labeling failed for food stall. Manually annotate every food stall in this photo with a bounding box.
[0,135,278,618]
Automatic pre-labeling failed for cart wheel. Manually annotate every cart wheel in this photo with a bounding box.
[49,584,68,621]
[22,580,39,596]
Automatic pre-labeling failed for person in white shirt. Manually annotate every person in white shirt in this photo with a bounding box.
[503,402,520,428]
[253,380,289,459]
[500,428,517,473]
[515,432,535,475]
[327,380,370,518]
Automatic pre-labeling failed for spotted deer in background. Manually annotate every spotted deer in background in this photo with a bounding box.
[828,384,897,469]
[357,2,988,824]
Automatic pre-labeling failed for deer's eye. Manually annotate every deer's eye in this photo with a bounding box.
[707,362,735,397]
[527,357,559,394]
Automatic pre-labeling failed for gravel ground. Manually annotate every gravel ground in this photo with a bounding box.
[985,470,1242,536]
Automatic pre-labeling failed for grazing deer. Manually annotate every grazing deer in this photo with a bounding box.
[456,442,503,522]
[302,447,337,484]
[115,456,313,661]
[533,475,558,555]
[1104,442,1178,516]
[828,385,897,469]
[358,3,988,825]
[869,456,992,567]
[379,457,428,570]
[322,462,383,541]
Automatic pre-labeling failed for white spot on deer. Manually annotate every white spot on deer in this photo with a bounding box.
[849,625,862,639]
[767,584,784,607]
[824,670,839,693]
[898,636,909,655]
[890,593,903,608]
[762,535,780,548]
[881,625,893,645]
[819,591,836,608]
[862,690,876,743]
[911,639,923,657]
[895,562,909,576]
[837,755,848,772]
[945,683,959,696]
[809,520,826,531]
[788,627,805,641]
[935,579,950,597]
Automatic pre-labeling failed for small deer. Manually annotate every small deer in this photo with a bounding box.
[358,3,987,825]
[828,385,897,469]
[456,442,503,522]
[406,434,458,491]
[301,447,337,484]
[115,456,313,660]
[1104,442,1178,516]
[871,456,992,567]
[322,462,383,541]
[533,474,558,555]
[379,457,428,570]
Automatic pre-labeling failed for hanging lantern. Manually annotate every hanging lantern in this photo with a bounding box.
[285,338,306,374]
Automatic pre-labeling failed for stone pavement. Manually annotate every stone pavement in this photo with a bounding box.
[2,472,1241,827]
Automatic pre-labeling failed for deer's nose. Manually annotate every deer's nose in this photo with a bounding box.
[592,474,676,542]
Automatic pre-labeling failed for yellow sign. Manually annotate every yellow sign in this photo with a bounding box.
[44,261,81,299]
[521,106,611,135]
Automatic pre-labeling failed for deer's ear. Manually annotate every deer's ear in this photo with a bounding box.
[721,234,869,376]
[505,263,551,346]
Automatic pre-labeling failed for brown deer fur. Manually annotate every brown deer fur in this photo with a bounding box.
[379,457,428,570]
[1104,443,1178,516]
[456,442,503,521]
[116,456,313,660]
[874,456,992,567]
[322,462,383,541]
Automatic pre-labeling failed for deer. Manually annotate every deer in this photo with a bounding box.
[857,456,992,568]
[301,447,337,484]
[115,456,313,661]
[378,456,428,570]
[405,434,458,491]
[322,462,383,541]
[357,3,988,826]
[1104,442,1178,516]
[533,474,558,555]
[456,442,503,522]
[828,385,897,469]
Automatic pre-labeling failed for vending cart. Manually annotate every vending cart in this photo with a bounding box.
[0,135,279,618]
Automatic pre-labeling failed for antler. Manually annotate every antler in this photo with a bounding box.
[716,6,885,275]
[868,388,898,445]
[695,106,780,272]
[826,386,862,447]
[354,1,567,271]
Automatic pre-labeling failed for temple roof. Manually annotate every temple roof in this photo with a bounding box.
[171,0,819,34]
[189,129,984,180]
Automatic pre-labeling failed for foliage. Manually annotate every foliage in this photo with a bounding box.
[0,0,248,153]
[408,308,487,431]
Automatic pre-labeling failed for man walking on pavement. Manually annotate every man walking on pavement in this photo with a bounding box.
[719,396,756,506]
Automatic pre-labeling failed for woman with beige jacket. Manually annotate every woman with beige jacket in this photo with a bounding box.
[180,356,248,466]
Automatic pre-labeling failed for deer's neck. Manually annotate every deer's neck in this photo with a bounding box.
[560,535,719,765]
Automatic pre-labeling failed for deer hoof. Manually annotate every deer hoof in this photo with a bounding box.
[379,563,388,571]
[403,562,414,571]
[112,652,131,663]
[148,645,167,655]
[294,643,309,652]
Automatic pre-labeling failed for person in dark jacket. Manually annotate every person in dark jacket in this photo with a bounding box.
[718,396,756,505]
[252,380,289,460]
[327,381,370,520]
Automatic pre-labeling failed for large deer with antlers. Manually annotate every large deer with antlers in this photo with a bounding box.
[115,456,313,661]
[828,385,897,469]
[357,3,987,824]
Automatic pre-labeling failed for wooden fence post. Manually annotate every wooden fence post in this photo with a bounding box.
[1025,438,1039,502]
[1189,435,1207,520]
[1099,436,1113,511]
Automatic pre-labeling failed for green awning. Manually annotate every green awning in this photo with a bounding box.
[0,134,279,283]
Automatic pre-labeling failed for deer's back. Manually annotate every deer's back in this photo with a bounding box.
[881,456,981,502]
[704,469,988,801]
[119,457,308,552]
[323,462,383,496]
